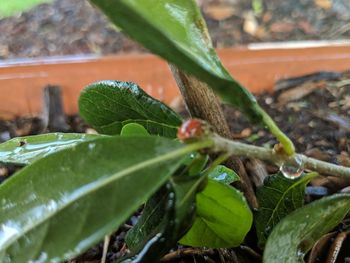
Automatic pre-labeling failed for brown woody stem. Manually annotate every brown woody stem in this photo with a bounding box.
[170,65,258,208]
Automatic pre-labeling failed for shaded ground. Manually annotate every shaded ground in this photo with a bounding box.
[1,0,350,59]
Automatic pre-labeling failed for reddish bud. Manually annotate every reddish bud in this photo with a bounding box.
[177,119,205,141]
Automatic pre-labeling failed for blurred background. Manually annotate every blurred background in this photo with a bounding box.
[1,0,350,59]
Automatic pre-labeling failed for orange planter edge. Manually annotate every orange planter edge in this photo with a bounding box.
[0,42,350,119]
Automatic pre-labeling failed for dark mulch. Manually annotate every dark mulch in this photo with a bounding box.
[1,0,350,59]
[0,70,349,262]
[225,70,350,160]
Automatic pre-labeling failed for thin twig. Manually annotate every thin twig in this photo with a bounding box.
[239,245,262,261]
[212,135,350,179]
[325,231,349,263]
[101,235,111,263]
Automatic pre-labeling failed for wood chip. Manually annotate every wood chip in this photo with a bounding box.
[277,82,323,105]
[298,21,315,34]
[203,4,235,21]
[42,85,70,132]
[318,113,350,131]
[305,148,331,162]
[85,128,98,134]
[314,0,332,10]
[341,186,350,193]
[232,128,252,139]
[245,159,268,188]
[311,176,350,192]
[337,151,350,167]
[243,11,259,36]
[308,232,337,263]
[325,231,349,263]
[0,167,8,177]
[270,22,296,33]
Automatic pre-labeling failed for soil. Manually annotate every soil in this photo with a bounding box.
[1,0,350,59]
[0,71,349,262]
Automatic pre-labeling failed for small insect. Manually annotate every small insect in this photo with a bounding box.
[177,119,208,142]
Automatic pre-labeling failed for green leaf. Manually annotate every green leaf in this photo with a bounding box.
[263,193,350,263]
[125,152,208,253]
[185,153,208,176]
[208,165,239,185]
[255,172,318,247]
[120,123,150,137]
[0,136,212,262]
[79,81,182,137]
[125,184,170,252]
[0,0,51,17]
[0,133,103,165]
[120,183,177,263]
[88,0,294,155]
[100,119,178,138]
[179,179,252,248]
[123,174,205,262]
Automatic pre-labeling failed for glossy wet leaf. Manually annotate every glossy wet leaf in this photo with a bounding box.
[263,193,350,263]
[124,150,206,255]
[186,154,208,176]
[0,136,211,262]
[255,172,318,247]
[125,185,170,252]
[123,174,205,262]
[120,123,150,137]
[208,165,239,185]
[0,133,103,165]
[180,179,252,248]
[79,81,181,137]
[88,0,294,154]
[125,154,208,253]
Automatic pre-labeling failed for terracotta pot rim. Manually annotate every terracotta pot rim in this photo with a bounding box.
[2,39,350,67]
[0,41,349,119]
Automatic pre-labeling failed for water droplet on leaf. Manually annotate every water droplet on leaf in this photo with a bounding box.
[280,155,304,179]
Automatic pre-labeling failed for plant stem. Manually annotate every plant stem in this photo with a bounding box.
[169,65,231,138]
[170,66,258,208]
[212,135,350,179]
[259,108,295,156]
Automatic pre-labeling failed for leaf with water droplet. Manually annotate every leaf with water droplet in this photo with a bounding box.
[207,165,239,185]
[255,172,318,247]
[0,133,104,165]
[263,193,350,263]
[0,136,207,262]
[79,81,181,137]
